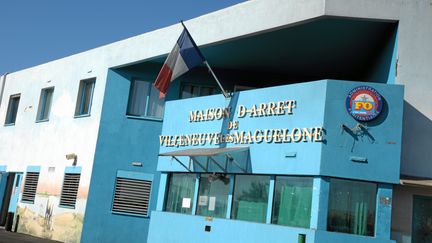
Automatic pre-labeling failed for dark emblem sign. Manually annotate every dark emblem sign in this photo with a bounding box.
[346,86,383,121]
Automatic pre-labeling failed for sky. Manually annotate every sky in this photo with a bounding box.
[0,0,245,74]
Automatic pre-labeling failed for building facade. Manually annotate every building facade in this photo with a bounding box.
[0,0,431,243]
[149,80,403,243]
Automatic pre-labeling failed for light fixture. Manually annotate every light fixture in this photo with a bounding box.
[66,153,78,166]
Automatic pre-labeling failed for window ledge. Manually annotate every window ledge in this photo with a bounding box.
[21,200,35,204]
[126,115,163,122]
[111,210,149,218]
[74,114,91,119]
[35,119,49,123]
[4,123,15,127]
[58,205,76,209]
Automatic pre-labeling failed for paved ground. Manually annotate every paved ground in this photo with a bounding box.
[0,227,61,243]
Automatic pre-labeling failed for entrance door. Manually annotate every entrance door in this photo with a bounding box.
[0,172,15,226]
[8,173,23,214]
[412,195,432,243]
[0,172,23,227]
[0,172,9,215]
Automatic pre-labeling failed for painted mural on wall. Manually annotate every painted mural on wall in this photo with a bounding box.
[15,169,88,243]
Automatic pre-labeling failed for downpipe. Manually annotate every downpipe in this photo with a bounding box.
[0,72,8,108]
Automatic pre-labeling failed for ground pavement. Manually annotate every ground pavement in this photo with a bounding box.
[0,228,61,243]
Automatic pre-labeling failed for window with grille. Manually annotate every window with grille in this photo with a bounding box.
[21,172,40,203]
[112,177,152,216]
[59,173,81,208]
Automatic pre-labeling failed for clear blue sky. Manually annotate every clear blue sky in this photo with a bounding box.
[0,0,244,74]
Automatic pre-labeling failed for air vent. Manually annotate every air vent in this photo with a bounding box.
[22,172,40,203]
[112,177,152,216]
[59,173,81,208]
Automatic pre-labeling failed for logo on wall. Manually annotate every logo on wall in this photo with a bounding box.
[346,86,383,121]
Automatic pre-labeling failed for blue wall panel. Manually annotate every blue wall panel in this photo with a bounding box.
[147,211,316,243]
[321,81,404,183]
[158,80,403,184]
[314,230,394,243]
[310,177,329,230]
[159,81,328,175]
[81,69,163,243]
[65,166,81,174]
[26,166,41,173]
[375,184,393,239]
[147,211,395,243]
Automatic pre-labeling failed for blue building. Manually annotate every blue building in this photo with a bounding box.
[1,1,431,243]
[148,78,403,243]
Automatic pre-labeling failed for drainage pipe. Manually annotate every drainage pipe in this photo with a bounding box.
[0,73,8,108]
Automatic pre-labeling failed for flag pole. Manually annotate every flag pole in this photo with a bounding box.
[204,61,229,98]
[180,21,230,98]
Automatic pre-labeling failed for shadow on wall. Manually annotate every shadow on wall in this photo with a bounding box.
[400,101,432,178]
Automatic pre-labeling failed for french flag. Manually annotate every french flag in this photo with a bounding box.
[154,27,205,96]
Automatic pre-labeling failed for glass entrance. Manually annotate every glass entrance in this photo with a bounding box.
[8,173,23,213]
[412,195,432,243]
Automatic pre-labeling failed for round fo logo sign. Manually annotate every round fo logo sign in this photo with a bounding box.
[346,86,383,121]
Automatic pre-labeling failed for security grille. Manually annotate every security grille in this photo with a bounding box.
[112,177,152,216]
[59,173,81,208]
[22,172,40,203]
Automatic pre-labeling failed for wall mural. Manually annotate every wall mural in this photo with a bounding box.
[15,172,88,243]
[16,197,86,243]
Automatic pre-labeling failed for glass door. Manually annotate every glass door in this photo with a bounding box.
[0,172,8,212]
[7,173,23,214]
[412,195,432,243]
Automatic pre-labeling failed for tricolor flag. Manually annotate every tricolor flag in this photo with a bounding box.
[154,27,205,96]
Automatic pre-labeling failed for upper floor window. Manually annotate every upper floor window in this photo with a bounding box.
[36,87,54,122]
[127,80,164,119]
[4,94,20,125]
[181,84,218,99]
[75,78,95,117]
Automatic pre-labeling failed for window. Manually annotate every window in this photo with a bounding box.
[4,94,20,125]
[112,176,152,216]
[59,172,81,208]
[22,171,40,203]
[180,84,218,99]
[327,178,377,236]
[233,85,257,92]
[165,173,196,214]
[127,80,164,119]
[196,174,230,218]
[272,176,313,228]
[231,175,270,223]
[36,87,54,121]
[412,195,432,243]
[75,78,95,116]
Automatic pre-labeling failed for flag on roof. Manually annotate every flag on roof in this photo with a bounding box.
[154,27,205,96]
